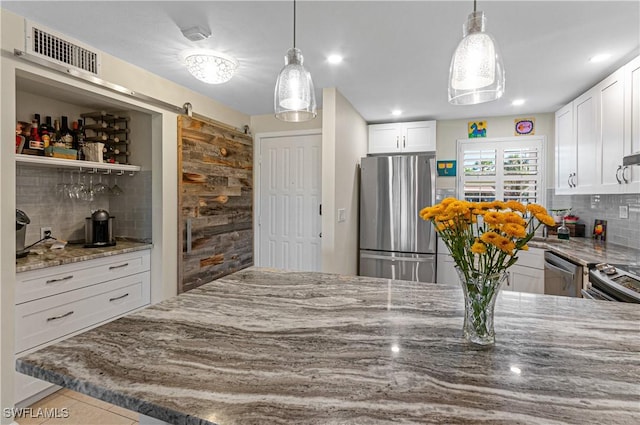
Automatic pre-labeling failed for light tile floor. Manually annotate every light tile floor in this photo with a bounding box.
[15,389,139,425]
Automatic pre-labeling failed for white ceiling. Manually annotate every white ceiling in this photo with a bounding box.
[2,1,639,123]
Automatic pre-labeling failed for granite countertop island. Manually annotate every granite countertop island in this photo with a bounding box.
[16,267,640,425]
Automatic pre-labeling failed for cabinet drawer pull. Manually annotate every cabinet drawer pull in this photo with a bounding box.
[46,311,74,322]
[45,275,73,284]
[403,136,406,148]
[396,136,399,149]
[622,166,630,183]
[616,165,623,184]
[109,293,129,302]
[109,263,129,270]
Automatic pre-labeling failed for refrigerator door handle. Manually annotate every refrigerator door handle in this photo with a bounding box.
[360,252,432,262]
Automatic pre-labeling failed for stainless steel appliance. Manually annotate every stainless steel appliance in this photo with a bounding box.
[587,263,640,303]
[359,154,436,282]
[85,209,116,247]
[544,251,582,297]
[16,209,30,258]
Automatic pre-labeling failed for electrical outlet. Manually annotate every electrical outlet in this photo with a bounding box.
[40,226,52,239]
[619,205,629,219]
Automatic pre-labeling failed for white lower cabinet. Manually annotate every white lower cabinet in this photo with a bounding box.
[14,250,151,406]
[503,248,545,294]
[436,244,544,294]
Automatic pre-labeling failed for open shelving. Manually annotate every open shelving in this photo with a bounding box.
[15,154,140,174]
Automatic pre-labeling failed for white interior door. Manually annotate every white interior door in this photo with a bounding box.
[258,133,321,271]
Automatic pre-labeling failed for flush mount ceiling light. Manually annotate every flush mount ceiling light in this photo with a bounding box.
[274,0,317,122]
[391,109,403,116]
[183,49,238,84]
[511,99,525,106]
[448,0,505,105]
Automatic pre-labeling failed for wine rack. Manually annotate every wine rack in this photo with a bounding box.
[81,111,131,164]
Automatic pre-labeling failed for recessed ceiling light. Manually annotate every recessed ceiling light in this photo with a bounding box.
[589,53,612,63]
[512,99,525,106]
[391,109,402,116]
[327,54,343,65]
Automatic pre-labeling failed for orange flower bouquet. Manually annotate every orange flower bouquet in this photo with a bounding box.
[419,198,555,346]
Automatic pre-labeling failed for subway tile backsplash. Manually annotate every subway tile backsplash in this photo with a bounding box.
[17,165,152,245]
[548,189,640,250]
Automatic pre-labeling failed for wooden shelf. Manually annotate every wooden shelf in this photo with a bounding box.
[15,154,141,174]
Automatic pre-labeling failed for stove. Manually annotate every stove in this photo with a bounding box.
[588,263,640,303]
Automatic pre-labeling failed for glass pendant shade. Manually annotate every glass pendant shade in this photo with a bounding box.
[448,11,505,105]
[275,48,317,122]
[184,50,238,84]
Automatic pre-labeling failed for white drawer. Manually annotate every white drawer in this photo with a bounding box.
[16,250,150,304]
[15,271,150,353]
[516,247,544,269]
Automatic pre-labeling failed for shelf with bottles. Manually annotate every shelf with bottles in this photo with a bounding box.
[81,111,131,164]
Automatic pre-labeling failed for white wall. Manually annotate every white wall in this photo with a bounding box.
[435,113,555,190]
[250,110,323,134]
[321,88,368,275]
[0,8,250,419]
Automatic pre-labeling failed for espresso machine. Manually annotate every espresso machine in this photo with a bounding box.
[16,209,30,258]
[85,209,116,247]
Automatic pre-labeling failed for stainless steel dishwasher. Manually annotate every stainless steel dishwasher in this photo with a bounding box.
[544,251,582,297]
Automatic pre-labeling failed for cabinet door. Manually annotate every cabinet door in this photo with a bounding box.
[574,90,599,193]
[402,121,436,153]
[598,69,626,193]
[624,56,640,191]
[555,103,576,193]
[509,264,544,294]
[368,123,401,154]
[436,254,460,286]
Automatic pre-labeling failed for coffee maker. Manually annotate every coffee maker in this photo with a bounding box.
[85,209,116,247]
[16,209,30,258]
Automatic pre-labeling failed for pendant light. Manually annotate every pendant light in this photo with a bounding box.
[274,0,317,122]
[448,0,505,105]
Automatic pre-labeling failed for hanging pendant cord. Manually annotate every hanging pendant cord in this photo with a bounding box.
[293,0,296,48]
[473,0,477,13]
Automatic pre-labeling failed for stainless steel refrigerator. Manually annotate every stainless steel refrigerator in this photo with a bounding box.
[359,154,436,282]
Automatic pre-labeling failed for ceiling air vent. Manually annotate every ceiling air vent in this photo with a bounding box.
[25,21,101,75]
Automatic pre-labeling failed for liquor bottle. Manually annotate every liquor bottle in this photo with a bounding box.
[51,119,61,146]
[76,119,86,160]
[28,116,43,152]
[60,116,73,149]
[40,116,52,149]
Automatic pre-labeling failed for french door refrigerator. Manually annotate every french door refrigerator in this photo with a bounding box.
[359,154,436,282]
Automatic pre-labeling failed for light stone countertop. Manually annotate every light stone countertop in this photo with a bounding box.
[16,267,640,425]
[528,237,640,267]
[15,240,153,273]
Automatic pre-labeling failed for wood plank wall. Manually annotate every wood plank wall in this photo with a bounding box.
[178,115,253,293]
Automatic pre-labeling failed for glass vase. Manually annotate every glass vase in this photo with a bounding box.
[455,267,509,347]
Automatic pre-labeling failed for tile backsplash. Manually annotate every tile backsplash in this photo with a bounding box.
[17,165,152,245]
[548,189,640,249]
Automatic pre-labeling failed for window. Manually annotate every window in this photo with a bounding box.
[457,137,546,206]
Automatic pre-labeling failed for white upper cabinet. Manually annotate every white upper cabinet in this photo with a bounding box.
[624,56,640,192]
[554,55,639,194]
[555,103,576,193]
[597,68,626,193]
[368,120,436,154]
[574,88,599,192]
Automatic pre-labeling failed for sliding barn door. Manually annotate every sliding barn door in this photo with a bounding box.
[177,115,253,293]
